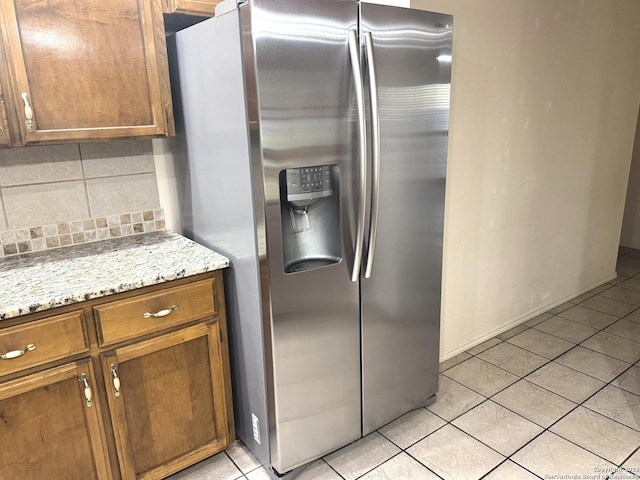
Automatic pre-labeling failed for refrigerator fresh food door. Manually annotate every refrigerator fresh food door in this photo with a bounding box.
[359,4,453,435]
[245,0,361,473]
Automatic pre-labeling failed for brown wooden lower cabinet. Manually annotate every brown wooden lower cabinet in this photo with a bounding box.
[0,271,232,480]
[0,360,112,480]
[101,321,229,480]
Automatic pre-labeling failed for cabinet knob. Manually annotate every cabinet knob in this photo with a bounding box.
[79,373,93,407]
[1,343,36,360]
[110,364,121,397]
[143,304,179,318]
[21,92,35,133]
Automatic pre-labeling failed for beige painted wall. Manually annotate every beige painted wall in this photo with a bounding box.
[411,0,640,357]
[620,110,640,248]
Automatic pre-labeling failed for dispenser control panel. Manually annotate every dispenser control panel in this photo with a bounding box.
[285,165,333,203]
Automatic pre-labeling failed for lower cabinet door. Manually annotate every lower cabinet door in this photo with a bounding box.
[101,321,229,480]
[0,360,112,480]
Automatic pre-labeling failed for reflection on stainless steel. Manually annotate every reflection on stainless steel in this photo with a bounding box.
[172,0,452,477]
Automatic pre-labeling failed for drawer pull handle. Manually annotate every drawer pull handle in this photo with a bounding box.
[80,373,93,407]
[143,304,179,318]
[110,364,121,397]
[1,343,36,360]
[21,92,35,132]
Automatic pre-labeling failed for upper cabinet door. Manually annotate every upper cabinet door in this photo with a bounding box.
[0,0,174,145]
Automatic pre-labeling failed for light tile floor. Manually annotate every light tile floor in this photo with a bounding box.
[169,247,640,480]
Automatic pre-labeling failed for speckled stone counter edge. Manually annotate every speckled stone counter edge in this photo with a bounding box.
[0,231,229,321]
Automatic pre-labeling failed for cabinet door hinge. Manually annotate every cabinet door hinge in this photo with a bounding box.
[219,329,224,342]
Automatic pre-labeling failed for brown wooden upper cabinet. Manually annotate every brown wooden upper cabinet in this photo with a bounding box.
[0,0,175,146]
[163,0,221,17]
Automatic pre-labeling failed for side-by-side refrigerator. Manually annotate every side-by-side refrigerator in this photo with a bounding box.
[171,0,452,476]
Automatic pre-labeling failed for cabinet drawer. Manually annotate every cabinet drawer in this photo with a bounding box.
[0,311,88,377]
[94,279,216,346]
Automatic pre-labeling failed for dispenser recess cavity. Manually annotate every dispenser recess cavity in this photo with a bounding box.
[279,165,342,274]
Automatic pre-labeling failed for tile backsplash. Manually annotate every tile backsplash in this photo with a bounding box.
[0,140,163,257]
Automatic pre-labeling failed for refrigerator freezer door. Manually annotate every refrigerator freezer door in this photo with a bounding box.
[359,4,453,434]
[245,0,361,473]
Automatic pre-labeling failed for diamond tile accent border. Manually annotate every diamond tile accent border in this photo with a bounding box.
[0,208,165,257]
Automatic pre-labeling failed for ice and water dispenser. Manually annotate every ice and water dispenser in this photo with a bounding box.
[279,165,341,273]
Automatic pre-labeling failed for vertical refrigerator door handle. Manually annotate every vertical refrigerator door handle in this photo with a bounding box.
[363,31,380,279]
[348,29,367,283]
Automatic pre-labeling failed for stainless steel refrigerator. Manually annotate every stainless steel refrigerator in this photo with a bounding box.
[171,0,452,476]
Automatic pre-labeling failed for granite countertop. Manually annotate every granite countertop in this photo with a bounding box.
[0,231,229,321]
